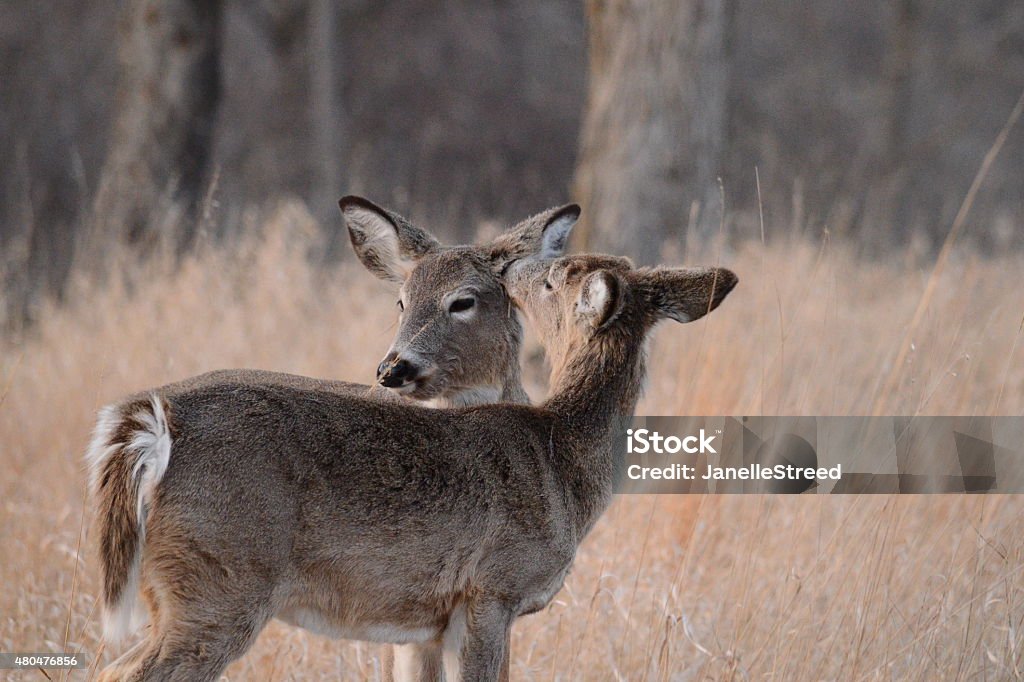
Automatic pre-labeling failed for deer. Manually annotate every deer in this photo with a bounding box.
[87,246,737,681]
[116,196,578,680]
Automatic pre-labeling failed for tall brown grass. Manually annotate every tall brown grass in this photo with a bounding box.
[1,201,1023,680]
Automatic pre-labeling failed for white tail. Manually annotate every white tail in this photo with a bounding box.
[86,394,172,644]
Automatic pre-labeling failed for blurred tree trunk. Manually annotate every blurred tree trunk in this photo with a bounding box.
[573,0,731,264]
[884,0,917,166]
[883,0,919,237]
[310,0,344,237]
[87,0,222,260]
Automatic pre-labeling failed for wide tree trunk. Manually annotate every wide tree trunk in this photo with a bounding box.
[573,0,731,264]
[87,0,222,260]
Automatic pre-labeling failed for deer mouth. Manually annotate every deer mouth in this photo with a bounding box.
[386,368,441,399]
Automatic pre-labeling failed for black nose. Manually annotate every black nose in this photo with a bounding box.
[377,354,418,388]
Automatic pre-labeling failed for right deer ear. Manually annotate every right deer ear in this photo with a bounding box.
[644,267,738,323]
[488,203,581,275]
[537,204,580,258]
[576,270,623,329]
[339,196,440,283]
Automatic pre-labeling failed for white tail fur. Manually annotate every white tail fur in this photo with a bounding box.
[85,394,172,644]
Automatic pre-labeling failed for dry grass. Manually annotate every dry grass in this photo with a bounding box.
[2,201,1023,680]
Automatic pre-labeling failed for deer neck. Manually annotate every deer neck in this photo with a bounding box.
[498,363,530,404]
[542,328,647,535]
[428,346,529,408]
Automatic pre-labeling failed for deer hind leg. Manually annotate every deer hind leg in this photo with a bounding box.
[132,604,270,681]
[444,599,512,682]
[99,587,273,682]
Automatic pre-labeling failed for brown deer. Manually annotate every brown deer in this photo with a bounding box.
[88,250,736,681]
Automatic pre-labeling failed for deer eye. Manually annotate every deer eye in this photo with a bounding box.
[449,297,476,314]
[396,300,404,312]
[544,279,554,291]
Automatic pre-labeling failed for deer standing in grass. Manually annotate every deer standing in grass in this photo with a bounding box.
[103,196,578,680]
[88,246,736,681]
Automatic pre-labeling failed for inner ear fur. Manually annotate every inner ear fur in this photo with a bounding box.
[577,270,624,329]
[339,196,440,283]
[487,203,580,274]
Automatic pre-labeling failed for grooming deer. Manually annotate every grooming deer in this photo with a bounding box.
[88,245,736,681]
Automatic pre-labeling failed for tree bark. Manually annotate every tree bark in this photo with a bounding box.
[573,0,731,264]
[882,0,919,236]
[88,0,222,259]
[310,0,344,230]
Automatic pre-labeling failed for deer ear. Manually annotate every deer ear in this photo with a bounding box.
[488,203,580,275]
[576,270,622,329]
[340,196,440,283]
[644,267,738,323]
[537,204,580,258]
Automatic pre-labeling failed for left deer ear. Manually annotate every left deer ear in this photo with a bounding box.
[340,196,440,283]
[576,270,623,329]
[643,267,737,323]
[488,204,580,275]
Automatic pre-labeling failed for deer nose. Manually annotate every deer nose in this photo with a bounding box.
[377,354,418,388]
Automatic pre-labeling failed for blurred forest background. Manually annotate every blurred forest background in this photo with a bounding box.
[1,0,1022,328]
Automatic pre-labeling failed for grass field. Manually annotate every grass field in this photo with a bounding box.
[1,202,1023,680]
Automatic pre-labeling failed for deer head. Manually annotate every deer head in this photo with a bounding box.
[340,196,579,406]
[505,253,738,389]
